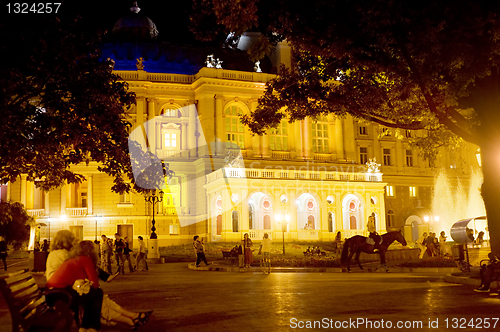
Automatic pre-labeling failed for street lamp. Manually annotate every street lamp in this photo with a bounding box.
[275,213,290,255]
[423,215,439,232]
[144,190,164,239]
[46,218,51,245]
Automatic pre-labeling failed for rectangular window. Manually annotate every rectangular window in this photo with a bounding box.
[405,130,412,138]
[406,150,413,167]
[224,105,245,149]
[164,133,177,148]
[270,121,289,151]
[359,125,367,135]
[383,148,391,166]
[169,224,179,235]
[386,185,395,197]
[312,117,330,153]
[381,127,390,137]
[409,186,417,197]
[360,147,368,165]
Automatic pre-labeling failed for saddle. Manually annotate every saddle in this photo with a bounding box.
[366,237,383,246]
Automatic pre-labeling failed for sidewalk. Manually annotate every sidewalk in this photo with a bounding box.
[188,261,461,274]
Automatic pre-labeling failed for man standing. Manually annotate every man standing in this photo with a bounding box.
[417,232,428,259]
[135,236,148,271]
[114,233,125,274]
[193,235,210,267]
[100,235,112,274]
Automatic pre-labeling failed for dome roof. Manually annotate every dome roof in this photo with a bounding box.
[112,2,158,40]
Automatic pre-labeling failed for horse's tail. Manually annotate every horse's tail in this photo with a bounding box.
[340,239,350,264]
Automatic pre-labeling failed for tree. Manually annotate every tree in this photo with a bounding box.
[0,15,137,193]
[0,202,33,248]
[191,0,500,256]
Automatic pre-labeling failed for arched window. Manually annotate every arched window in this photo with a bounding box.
[263,215,271,229]
[224,105,245,149]
[232,210,239,232]
[216,215,222,235]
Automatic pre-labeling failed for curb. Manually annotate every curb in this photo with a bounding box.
[188,263,460,274]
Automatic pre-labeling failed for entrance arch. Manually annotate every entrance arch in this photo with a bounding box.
[296,193,319,230]
[342,194,364,230]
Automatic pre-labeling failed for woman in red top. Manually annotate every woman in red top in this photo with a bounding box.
[47,240,103,332]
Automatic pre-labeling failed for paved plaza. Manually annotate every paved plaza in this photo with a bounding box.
[0,259,499,331]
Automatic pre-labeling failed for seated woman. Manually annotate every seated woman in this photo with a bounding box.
[46,240,103,332]
[46,232,152,330]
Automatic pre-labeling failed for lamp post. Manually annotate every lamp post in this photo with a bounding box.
[275,213,290,255]
[47,218,51,245]
[144,190,164,239]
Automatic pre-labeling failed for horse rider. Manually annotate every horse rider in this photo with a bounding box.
[367,212,381,252]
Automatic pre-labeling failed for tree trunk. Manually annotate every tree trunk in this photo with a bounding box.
[480,145,500,258]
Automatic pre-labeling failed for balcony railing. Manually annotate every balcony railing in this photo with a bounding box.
[207,166,384,183]
[27,209,45,218]
[66,208,88,217]
[297,229,320,240]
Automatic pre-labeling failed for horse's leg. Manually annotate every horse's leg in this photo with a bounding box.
[347,250,355,272]
[379,251,388,272]
[356,250,363,270]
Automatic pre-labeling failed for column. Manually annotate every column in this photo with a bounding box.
[303,118,312,160]
[147,98,156,152]
[197,95,215,156]
[44,192,50,217]
[20,175,27,206]
[87,175,93,216]
[261,133,270,158]
[60,184,66,216]
[215,95,224,144]
[343,116,356,162]
[335,118,345,160]
[187,103,197,153]
[136,97,145,126]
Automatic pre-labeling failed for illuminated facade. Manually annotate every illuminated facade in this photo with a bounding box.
[2,5,480,247]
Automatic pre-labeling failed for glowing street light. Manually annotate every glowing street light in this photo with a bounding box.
[275,213,290,255]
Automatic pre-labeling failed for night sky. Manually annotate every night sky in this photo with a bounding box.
[1,1,199,44]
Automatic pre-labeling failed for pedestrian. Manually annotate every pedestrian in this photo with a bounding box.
[135,236,149,271]
[100,235,112,274]
[417,232,428,259]
[426,232,436,257]
[242,233,253,268]
[333,232,342,258]
[0,236,8,271]
[193,235,210,267]
[123,237,135,273]
[114,233,125,274]
[475,253,500,293]
[259,233,272,274]
[41,239,49,252]
[439,231,452,256]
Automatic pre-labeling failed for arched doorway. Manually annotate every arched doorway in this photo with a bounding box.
[342,194,364,232]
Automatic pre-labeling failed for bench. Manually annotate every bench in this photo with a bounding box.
[0,269,74,332]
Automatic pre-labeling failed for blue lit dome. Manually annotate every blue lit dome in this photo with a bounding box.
[111,2,158,41]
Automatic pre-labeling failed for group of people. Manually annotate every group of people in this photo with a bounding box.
[304,246,322,255]
[416,231,452,259]
[194,233,272,273]
[45,230,153,331]
[99,234,148,275]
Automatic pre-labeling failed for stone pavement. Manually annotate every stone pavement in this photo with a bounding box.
[0,259,495,332]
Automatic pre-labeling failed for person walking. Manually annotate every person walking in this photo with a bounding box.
[193,235,210,267]
[122,237,135,273]
[0,236,8,271]
[114,233,125,274]
[243,233,253,268]
[100,235,112,274]
[135,236,148,271]
[259,233,272,274]
[417,232,428,259]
